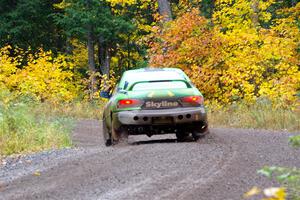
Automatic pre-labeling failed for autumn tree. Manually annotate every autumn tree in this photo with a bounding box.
[150,1,300,105]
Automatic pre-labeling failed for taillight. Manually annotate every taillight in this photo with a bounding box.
[181,96,204,105]
[117,99,143,109]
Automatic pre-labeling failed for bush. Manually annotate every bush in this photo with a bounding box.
[0,46,82,103]
[289,135,300,148]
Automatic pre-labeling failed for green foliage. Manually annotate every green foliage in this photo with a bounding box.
[0,0,64,51]
[289,135,300,148]
[0,89,73,156]
[53,0,153,77]
[259,166,300,200]
[55,0,134,43]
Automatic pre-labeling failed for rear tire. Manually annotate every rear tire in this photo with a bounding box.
[176,131,188,142]
[192,128,209,141]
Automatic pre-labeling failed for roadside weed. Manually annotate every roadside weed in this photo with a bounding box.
[208,101,300,132]
[0,99,73,155]
[258,166,300,200]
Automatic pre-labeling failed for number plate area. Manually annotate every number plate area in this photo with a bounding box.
[152,116,174,124]
[143,100,180,109]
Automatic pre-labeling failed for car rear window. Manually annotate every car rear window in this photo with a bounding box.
[131,81,188,91]
[126,71,185,82]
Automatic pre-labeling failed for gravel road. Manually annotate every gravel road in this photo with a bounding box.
[0,120,299,200]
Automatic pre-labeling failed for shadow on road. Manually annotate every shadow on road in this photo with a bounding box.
[130,137,195,145]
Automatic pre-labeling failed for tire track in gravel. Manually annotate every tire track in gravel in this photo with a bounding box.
[0,120,299,200]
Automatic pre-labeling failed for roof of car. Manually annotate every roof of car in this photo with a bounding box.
[119,68,191,90]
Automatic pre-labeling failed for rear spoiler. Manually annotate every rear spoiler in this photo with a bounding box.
[128,79,192,91]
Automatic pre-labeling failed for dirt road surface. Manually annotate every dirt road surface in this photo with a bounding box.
[1,120,299,200]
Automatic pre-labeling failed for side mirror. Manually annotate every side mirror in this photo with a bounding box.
[100,91,111,99]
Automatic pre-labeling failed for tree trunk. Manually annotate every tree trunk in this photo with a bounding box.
[251,0,259,28]
[65,39,72,55]
[158,0,172,22]
[103,48,111,77]
[87,30,96,72]
[98,40,111,93]
[98,37,110,77]
[86,0,97,99]
[87,26,97,98]
[98,36,106,73]
[127,35,130,70]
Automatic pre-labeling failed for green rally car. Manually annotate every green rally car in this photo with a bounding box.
[101,68,209,146]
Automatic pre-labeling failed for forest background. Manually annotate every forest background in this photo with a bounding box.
[0,0,299,153]
[0,0,300,199]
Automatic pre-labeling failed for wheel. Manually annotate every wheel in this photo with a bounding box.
[111,121,128,146]
[192,133,204,141]
[102,119,112,146]
[176,131,188,142]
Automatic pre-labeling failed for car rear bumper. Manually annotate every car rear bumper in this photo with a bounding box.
[112,107,207,127]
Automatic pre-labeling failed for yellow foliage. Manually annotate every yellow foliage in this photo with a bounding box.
[53,0,71,9]
[244,186,261,198]
[106,0,152,7]
[262,188,286,200]
[99,71,119,94]
[245,187,287,200]
[212,0,300,106]
[0,46,18,86]
[69,39,88,70]
[106,0,136,6]
[0,46,81,103]
[150,2,300,106]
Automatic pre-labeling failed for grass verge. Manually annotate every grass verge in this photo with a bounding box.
[0,101,73,156]
[0,91,104,157]
[208,101,300,132]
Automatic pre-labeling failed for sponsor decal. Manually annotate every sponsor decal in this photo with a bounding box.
[145,101,179,108]
[167,90,175,97]
[147,91,155,98]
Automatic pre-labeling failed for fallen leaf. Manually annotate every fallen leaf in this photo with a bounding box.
[33,171,41,176]
[244,186,261,198]
[263,187,286,199]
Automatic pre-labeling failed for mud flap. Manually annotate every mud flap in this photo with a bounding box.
[102,119,112,146]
